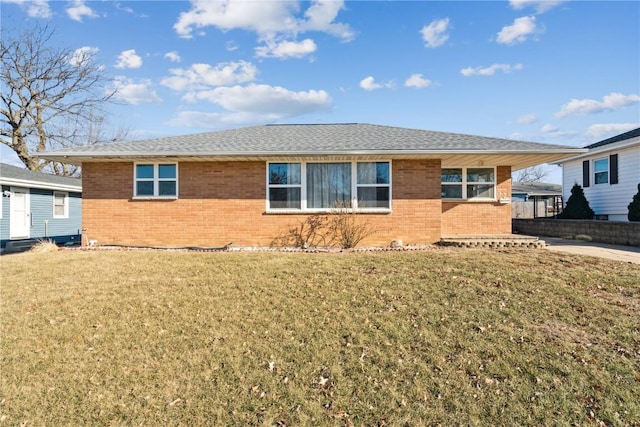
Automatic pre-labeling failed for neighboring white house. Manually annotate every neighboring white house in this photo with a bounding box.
[555,127,640,222]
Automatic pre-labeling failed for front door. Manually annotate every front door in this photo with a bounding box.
[10,187,30,239]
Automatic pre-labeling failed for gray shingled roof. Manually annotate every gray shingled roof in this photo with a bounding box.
[585,127,640,149]
[43,123,577,157]
[512,182,561,196]
[0,163,81,189]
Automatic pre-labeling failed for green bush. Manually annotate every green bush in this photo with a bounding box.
[628,183,640,222]
[558,183,594,219]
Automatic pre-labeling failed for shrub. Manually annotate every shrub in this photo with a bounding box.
[558,183,594,219]
[628,183,640,222]
[29,239,59,253]
[272,206,375,249]
[328,205,375,249]
[271,214,334,248]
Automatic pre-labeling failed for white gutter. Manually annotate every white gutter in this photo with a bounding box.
[0,177,81,192]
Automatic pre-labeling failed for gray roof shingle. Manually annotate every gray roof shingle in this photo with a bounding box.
[584,127,640,149]
[43,123,577,157]
[0,163,81,189]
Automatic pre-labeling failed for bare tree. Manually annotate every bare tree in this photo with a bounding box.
[514,165,550,183]
[1,24,118,175]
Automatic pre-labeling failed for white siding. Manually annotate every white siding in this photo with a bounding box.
[562,144,640,221]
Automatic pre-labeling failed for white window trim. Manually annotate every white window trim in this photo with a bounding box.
[266,161,392,213]
[133,163,179,199]
[593,157,609,185]
[441,166,497,201]
[53,191,69,219]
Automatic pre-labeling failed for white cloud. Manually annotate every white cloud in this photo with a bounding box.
[174,0,295,37]
[404,73,432,88]
[68,46,100,66]
[112,77,162,105]
[540,123,558,133]
[167,111,265,128]
[115,49,143,69]
[165,51,181,63]
[537,125,579,139]
[460,63,523,77]
[299,0,355,41]
[187,84,331,116]
[496,16,539,45]
[3,0,51,18]
[255,38,317,59]
[174,0,353,42]
[555,92,640,119]
[360,76,381,91]
[586,123,639,138]
[516,113,538,124]
[509,0,565,14]
[66,0,98,22]
[359,76,394,91]
[161,61,258,91]
[420,18,450,48]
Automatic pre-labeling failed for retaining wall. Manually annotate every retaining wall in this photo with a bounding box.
[513,219,640,247]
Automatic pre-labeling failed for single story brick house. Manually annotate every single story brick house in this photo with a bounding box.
[41,123,584,247]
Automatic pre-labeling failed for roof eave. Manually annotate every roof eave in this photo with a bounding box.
[0,177,82,192]
[42,148,586,164]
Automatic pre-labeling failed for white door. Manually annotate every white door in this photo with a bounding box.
[10,187,30,239]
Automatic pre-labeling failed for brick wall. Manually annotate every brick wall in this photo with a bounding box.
[441,166,512,236]
[513,218,640,246]
[82,161,512,247]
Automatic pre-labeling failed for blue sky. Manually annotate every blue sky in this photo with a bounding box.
[1,0,639,183]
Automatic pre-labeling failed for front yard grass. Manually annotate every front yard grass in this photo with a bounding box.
[1,248,638,426]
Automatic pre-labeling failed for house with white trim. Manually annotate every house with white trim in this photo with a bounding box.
[0,163,82,253]
[555,128,640,222]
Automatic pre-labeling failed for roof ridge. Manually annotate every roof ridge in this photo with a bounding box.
[264,123,360,126]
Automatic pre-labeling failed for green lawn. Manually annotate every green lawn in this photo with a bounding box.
[1,248,638,426]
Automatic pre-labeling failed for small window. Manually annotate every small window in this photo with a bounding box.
[594,158,608,184]
[467,168,495,199]
[357,162,390,208]
[441,168,463,199]
[53,191,68,218]
[442,167,495,200]
[134,163,178,198]
[268,163,301,209]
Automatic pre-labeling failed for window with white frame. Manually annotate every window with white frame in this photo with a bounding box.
[594,158,608,184]
[53,191,68,218]
[268,163,301,209]
[441,167,495,200]
[357,162,390,208]
[134,163,178,197]
[267,161,391,211]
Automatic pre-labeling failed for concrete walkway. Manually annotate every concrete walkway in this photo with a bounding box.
[540,237,640,264]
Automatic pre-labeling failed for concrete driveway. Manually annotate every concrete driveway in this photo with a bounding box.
[541,237,640,264]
